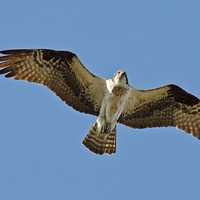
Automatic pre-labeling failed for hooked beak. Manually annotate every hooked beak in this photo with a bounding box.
[120,72,128,84]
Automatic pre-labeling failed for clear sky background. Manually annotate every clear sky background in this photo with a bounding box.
[0,0,200,199]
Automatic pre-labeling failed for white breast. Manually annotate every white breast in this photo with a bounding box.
[103,79,131,123]
[106,79,114,93]
[96,79,131,132]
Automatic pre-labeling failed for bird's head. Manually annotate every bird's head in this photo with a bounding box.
[112,69,128,85]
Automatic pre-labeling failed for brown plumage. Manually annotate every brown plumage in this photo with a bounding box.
[0,49,105,115]
[120,85,200,138]
[83,124,116,154]
[0,48,200,155]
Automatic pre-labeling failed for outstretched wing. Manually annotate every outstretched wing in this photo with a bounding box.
[120,84,200,138]
[0,49,106,115]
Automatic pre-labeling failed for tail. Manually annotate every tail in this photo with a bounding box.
[82,124,116,155]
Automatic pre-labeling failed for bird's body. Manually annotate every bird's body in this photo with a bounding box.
[98,74,130,132]
[83,73,131,154]
[0,48,200,155]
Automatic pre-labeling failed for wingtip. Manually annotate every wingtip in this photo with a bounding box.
[0,49,34,55]
[0,67,10,74]
[0,50,14,55]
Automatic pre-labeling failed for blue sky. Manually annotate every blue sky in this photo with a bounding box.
[0,0,200,199]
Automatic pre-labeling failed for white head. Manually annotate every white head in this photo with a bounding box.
[112,69,128,85]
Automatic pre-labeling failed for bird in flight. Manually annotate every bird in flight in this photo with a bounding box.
[0,49,200,155]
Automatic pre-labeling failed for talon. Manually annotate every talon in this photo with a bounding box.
[93,123,97,131]
[105,126,111,133]
[103,123,111,133]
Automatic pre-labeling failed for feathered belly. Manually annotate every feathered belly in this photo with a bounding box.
[96,82,130,133]
[105,95,126,123]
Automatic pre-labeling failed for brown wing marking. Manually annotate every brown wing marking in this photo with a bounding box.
[0,49,106,115]
[120,84,200,138]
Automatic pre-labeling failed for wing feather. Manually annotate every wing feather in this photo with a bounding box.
[120,84,200,138]
[0,49,106,115]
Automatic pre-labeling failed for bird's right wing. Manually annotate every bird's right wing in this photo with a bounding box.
[119,84,200,138]
[0,49,106,115]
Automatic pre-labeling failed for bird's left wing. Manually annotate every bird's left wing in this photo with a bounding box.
[0,49,106,115]
[119,84,200,138]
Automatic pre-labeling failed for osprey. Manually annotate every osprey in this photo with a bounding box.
[0,49,200,155]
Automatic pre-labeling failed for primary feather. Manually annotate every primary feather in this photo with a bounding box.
[0,48,200,155]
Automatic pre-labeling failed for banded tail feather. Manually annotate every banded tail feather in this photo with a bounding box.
[83,124,116,155]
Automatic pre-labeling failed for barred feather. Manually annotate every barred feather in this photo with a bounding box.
[83,125,116,155]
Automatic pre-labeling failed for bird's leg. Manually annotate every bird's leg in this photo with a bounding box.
[96,117,106,133]
[102,122,112,133]
[96,117,112,134]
